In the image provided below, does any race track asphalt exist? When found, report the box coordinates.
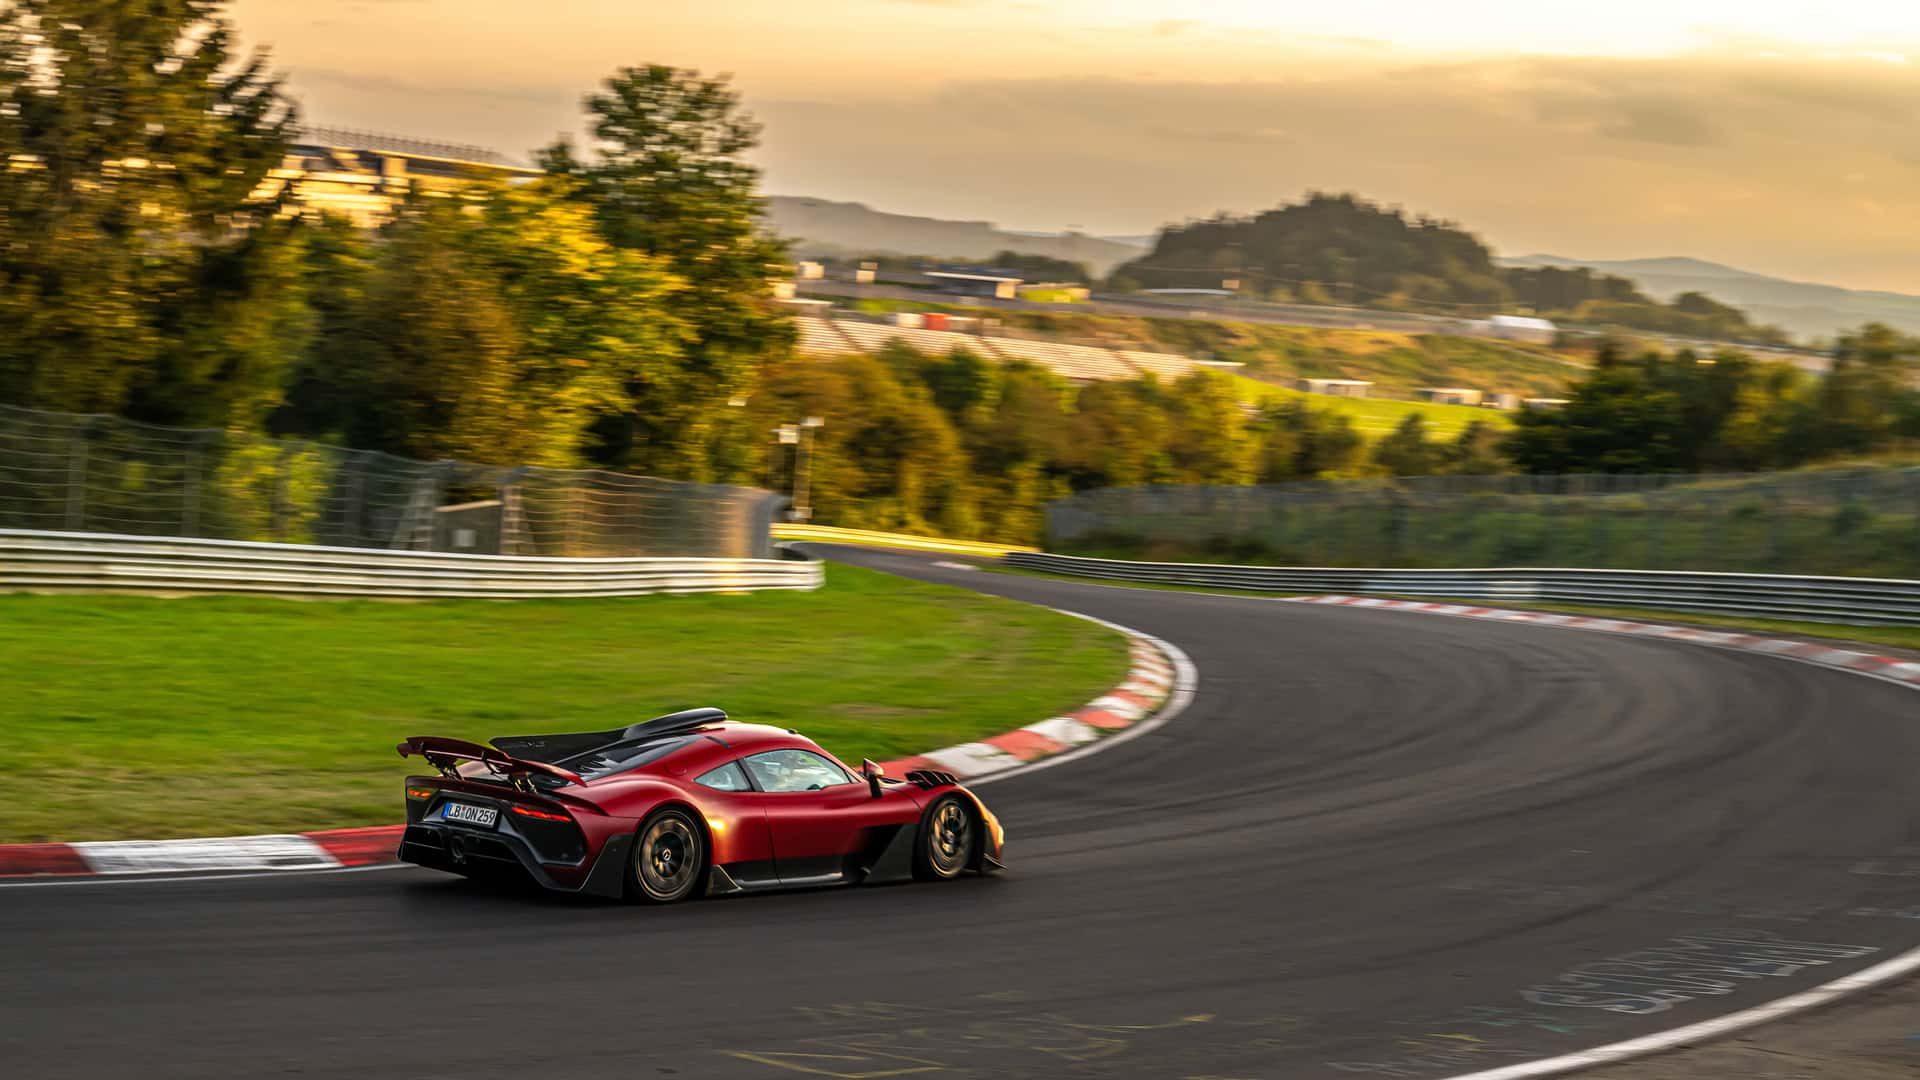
[5,545,1919,1080]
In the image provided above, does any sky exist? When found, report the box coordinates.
[232,2,1920,293]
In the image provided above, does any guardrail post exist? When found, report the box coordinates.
[182,434,202,538]
[271,444,292,543]
[563,474,585,556]
[64,419,90,532]
[498,467,530,555]
[1387,489,1409,561]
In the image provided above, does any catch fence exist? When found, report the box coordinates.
[1047,471,1920,580]
[0,405,783,559]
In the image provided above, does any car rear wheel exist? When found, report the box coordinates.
[629,808,705,903]
[913,795,976,881]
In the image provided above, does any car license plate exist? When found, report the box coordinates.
[442,803,498,828]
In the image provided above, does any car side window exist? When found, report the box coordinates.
[694,761,752,792]
[742,749,854,793]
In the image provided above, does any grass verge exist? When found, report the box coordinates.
[0,564,1127,843]
[1225,373,1510,439]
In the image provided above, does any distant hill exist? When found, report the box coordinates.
[1498,254,1920,340]
[763,196,1145,276]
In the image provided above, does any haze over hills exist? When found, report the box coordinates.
[1497,255,1920,340]
[763,196,1145,275]
[766,194,1920,342]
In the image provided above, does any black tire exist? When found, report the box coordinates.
[913,795,977,882]
[627,807,706,904]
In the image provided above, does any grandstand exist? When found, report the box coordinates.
[1115,350,1204,380]
[263,127,541,227]
[982,337,1139,382]
[792,314,1211,386]
[831,319,991,358]
[793,316,859,357]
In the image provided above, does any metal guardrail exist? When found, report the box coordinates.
[0,531,822,600]
[773,524,1036,557]
[1006,551,1920,625]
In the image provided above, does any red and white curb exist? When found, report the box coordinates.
[1294,595,1920,689]
[0,825,407,883]
[877,612,1188,783]
[0,612,1194,882]
[1288,594,1920,1080]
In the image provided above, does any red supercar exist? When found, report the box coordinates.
[396,708,1005,902]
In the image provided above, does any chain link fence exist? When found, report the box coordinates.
[1047,471,1920,579]
[0,405,784,559]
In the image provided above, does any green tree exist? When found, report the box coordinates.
[281,183,691,467]
[1371,413,1439,476]
[1059,380,1171,489]
[1252,398,1363,481]
[1789,323,1918,459]
[0,0,300,425]
[1440,420,1509,475]
[1162,372,1254,483]
[543,65,792,478]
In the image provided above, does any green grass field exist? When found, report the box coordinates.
[1225,374,1508,438]
[0,565,1127,843]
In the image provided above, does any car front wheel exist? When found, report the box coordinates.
[913,795,976,881]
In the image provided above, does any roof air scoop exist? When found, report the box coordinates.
[622,708,728,740]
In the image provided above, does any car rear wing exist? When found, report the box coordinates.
[398,736,587,789]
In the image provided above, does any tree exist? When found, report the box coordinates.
[1440,420,1509,475]
[1372,413,1439,476]
[543,65,792,478]
[278,182,691,467]
[1789,323,1918,459]
[1116,193,1509,310]
[985,250,1090,284]
[0,0,300,425]
[1252,398,1363,481]
[1058,380,1171,489]
[1162,372,1254,484]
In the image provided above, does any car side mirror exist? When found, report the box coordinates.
[860,758,885,798]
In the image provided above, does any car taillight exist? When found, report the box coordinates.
[406,786,435,800]
[510,805,571,823]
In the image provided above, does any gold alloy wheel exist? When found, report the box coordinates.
[636,812,701,902]
[926,798,974,878]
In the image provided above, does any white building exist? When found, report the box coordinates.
[1478,315,1558,344]
[1299,378,1373,398]
[1415,387,1484,406]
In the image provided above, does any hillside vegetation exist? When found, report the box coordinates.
[842,297,1584,399]
[1113,193,1790,346]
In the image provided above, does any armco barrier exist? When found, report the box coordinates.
[772,523,1036,557]
[1006,551,1920,625]
[0,530,821,599]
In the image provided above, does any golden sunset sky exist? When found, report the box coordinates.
[233,1,1920,291]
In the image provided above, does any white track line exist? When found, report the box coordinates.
[1438,946,1920,1079]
